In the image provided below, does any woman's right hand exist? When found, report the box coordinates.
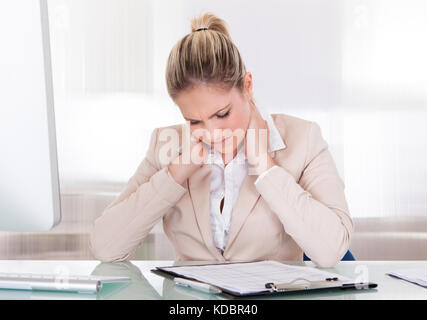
[167,127,209,186]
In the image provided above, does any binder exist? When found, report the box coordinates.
[151,261,377,297]
[264,277,376,293]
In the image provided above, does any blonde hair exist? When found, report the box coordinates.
[166,12,247,100]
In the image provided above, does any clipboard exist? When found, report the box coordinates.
[151,261,378,298]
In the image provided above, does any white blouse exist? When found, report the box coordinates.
[205,114,286,253]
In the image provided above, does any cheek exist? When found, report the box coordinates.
[231,110,251,142]
[224,111,249,147]
[228,109,248,131]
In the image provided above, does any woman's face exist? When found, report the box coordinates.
[174,78,252,156]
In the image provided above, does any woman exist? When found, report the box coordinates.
[90,13,353,267]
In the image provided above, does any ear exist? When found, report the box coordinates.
[243,72,253,99]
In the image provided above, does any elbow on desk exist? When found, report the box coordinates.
[311,254,342,268]
[89,225,132,263]
[308,233,352,268]
[315,219,354,268]
[89,240,131,263]
[309,246,347,268]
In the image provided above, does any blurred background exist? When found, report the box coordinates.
[1,0,426,260]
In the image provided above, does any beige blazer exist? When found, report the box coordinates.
[89,114,353,267]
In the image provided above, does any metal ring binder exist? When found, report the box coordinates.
[265,277,342,292]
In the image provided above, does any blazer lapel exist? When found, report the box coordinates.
[224,172,261,251]
[188,163,225,260]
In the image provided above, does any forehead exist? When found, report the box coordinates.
[175,84,239,118]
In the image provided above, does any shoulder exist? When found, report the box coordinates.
[270,113,328,168]
[270,113,322,144]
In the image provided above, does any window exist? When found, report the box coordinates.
[1,0,425,260]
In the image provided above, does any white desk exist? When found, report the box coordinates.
[0,260,426,300]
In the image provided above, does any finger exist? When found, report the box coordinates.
[244,131,247,157]
[195,141,209,164]
[249,100,257,114]
[249,99,258,113]
[254,106,263,120]
[249,104,258,124]
[250,101,263,120]
[265,120,269,144]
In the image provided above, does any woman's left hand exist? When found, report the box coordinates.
[245,101,276,175]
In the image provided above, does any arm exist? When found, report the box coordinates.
[254,122,354,267]
[89,128,187,262]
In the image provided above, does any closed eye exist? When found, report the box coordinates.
[216,110,230,118]
[187,107,231,125]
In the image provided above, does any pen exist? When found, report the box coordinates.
[173,277,222,294]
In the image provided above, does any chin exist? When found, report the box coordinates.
[216,141,240,156]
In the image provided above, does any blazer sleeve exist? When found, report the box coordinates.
[254,122,354,268]
[89,128,187,262]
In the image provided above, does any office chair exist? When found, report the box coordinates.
[303,250,355,261]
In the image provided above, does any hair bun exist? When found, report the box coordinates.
[190,12,231,38]
[166,12,246,100]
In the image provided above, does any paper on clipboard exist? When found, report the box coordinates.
[157,261,354,296]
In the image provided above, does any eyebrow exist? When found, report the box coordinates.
[184,104,231,122]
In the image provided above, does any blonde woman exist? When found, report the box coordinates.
[90,13,353,267]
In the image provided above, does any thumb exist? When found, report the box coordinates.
[244,129,248,157]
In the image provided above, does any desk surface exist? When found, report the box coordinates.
[0,260,426,300]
